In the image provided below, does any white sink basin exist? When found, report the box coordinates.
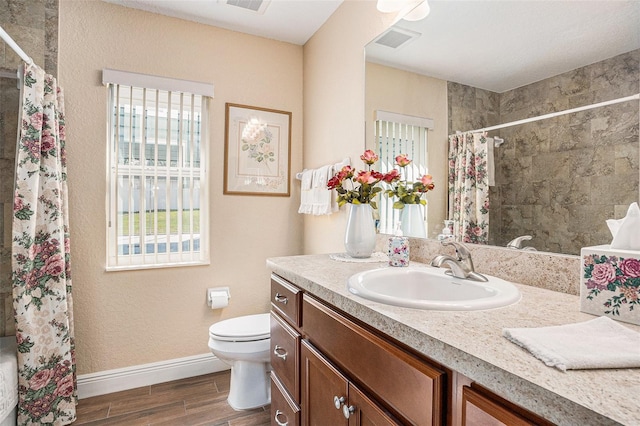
[348,266,521,311]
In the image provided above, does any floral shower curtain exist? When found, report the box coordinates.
[12,63,76,425]
[448,132,490,244]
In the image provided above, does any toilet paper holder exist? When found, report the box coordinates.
[207,286,231,309]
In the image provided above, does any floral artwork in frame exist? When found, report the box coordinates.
[580,245,640,325]
[224,103,291,196]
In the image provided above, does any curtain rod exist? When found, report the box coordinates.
[465,93,640,134]
[0,25,33,65]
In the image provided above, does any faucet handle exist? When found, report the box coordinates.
[441,240,471,260]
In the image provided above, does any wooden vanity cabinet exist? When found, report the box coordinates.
[270,273,554,426]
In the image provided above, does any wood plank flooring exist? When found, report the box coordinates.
[74,371,271,425]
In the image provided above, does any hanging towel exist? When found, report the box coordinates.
[503,316,640,371]
[298,165,335,215]
[298,169,314,214]
[298,158,350,216]
[487,137,496,186]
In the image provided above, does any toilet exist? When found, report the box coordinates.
[208,313,271,410]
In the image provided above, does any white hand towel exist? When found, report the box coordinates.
[503,316,640,371]
[297,169,314,214]
[310,165,335,215]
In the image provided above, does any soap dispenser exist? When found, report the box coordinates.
[437,220,454,241]
[388,222,409,267]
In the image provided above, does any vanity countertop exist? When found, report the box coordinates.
[267,254,640,426]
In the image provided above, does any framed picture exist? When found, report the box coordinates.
[224,103,292,196]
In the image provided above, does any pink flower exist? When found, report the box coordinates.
[360,150,379,165]
[381,169,400,183]
[419,174,435,191]
[395,154,411,167]
[54,374,75,398]
[41,133,56,152]
[590,262,617,286]
[30,112,43,129]
[14,195,24,212]
[44,254,64,276]
[29,369,54,391]
[355,171,379,185]
[620,258,640,278]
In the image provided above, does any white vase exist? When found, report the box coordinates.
[400,204,427,238]
[344,203,376,258]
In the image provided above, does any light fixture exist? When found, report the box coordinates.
[376,0,431,21]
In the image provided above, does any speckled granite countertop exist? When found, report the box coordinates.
[267,254,640,426]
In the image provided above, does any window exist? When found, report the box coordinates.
[374,111,433,235]
[103,69,213,270]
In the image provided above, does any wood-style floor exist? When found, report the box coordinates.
[74,371,271,425]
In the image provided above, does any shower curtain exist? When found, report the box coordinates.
[12,63,76,425]
[448,132,490,244]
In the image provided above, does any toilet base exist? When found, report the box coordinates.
[227,361,271,410]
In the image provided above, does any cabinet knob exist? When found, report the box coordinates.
[333,395,345,410]
[273,345,288,361]
[274,293,288,304]
[274,409,289,426]
[343,404,356,419]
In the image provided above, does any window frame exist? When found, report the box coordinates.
[103,70,213,271]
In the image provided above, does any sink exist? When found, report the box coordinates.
[347,266,521,311]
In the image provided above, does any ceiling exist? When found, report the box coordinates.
[102,0,344,45]
[367,0,640,92]
[103,0,640,93]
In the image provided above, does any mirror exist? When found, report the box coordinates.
[365,0,640,255]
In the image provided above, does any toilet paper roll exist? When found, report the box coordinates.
[208,290,229,309]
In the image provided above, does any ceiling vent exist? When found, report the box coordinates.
[374,27,420,49]
[224,0,271,14]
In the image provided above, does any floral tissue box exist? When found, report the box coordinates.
[581,245,640,325]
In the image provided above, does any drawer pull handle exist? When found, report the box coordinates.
[343,404,356,419]
[274,293,288,304]
[274,409,288,426]
[333,395,345,410]
[273,345,288,361]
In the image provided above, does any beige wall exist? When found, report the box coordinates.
[58,1,303,374]
[365,62,448,238]
[302,1,397,254]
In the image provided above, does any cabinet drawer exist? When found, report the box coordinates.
[271,312,300,402]
[302,295,446,426]
[462,386,533,426]
[271,274,302,327]
[271,373,300,426]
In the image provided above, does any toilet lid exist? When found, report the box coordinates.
[209,313,270,342]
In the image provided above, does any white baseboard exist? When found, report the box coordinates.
[77,353,228,399]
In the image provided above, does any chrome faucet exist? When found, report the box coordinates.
[430,240,488,282]
[506,235,537,251]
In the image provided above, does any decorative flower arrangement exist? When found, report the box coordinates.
[327,150,387,209]
[583,254,640,315]
[384,154,435,209]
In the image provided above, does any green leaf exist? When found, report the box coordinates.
[393,201,405,209]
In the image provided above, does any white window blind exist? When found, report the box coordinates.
[375,116,430,235]
[104,70,211,270]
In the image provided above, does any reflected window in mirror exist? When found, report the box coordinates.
[374,111,433,234]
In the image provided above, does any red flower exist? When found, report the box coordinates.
[381,169,400,183]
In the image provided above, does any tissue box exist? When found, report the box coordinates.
[580,245,640,325]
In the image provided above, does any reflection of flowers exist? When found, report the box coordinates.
[584,254,640,315]
[241,118,274,164]
[384,154,435,209]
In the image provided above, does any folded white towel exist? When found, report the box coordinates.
[503,316,640,371]
[298,165,336,215]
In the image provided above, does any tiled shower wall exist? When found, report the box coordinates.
[0,0,58,336]
[448,50,639,255]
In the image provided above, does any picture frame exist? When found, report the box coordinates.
[224,103,292,196]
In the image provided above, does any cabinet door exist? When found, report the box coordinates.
[462,386,536,426]
[301,340,348,426]
[347,383,400,426]
[271,312,300,402]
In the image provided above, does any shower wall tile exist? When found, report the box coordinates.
[0,0,57,337]
[449,49,639,255]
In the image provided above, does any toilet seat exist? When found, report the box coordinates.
[209,313,270,342]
